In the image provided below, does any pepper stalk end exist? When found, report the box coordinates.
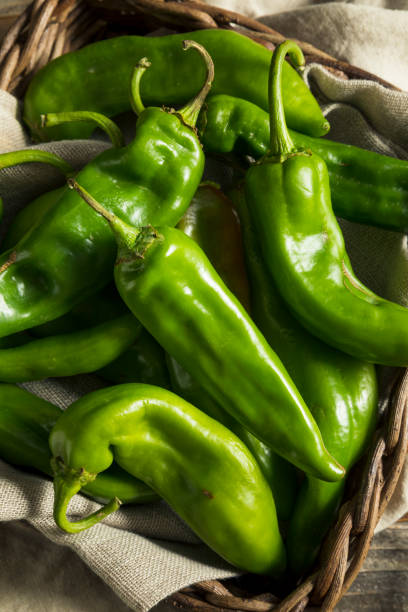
[67,178,141,252]
[267,40,305,160]
[51,456,121,534]
[177,41,215,128]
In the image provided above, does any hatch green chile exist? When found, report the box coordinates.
[232,186,378,574]
[169,183,297,520]
[199,94,408,233]
[24,30,328,141]
[0,314,141,383]
[50,383,286,575]
[0,383,158,504]
[0,41,212,338]
[69,178,345,482]
[245,40,408,366]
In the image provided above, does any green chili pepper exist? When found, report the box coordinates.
[0,41,213,339]
[231,186,378,575]
[245,40,408,366]
[1,111,125,251]
[49,383,286,575]
[199,94,408,233]
[0,383,158,504]
[24,30,328,142]
[169,183,297,521]
[70,179,345,483]
[0,314,141,383]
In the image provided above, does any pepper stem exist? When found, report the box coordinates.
[268,41,305,158]
[51,457,121,533]
[41,112,124,148]
[129,58,151,116]
[177,41,215,128]
[67,178,140,250]
[0,150,73,176]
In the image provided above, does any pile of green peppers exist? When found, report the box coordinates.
[1,28,406,581]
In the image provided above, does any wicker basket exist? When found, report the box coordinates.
[0,1,407,611]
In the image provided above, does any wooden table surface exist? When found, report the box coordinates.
[0,2,407,611]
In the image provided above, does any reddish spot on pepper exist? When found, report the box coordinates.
[202,489,214,499]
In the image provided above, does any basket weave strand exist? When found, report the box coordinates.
[0,1,407,611]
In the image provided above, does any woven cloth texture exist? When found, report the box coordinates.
[0,1,408,610]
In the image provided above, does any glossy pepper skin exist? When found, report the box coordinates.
[24,30,328,142]
[0,42,212,338]
[199,94,408,233]
[71,180,345,483]
[0,383,158,505]
[232,186,378,575]
[169,183,297,521]
[49,383,286,575]
[0,314,141,383]
[245,41,408,366]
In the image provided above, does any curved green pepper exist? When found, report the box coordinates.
[0,383,158,504]
[70,179,345,483]
[199,94,408,233]
[170,183,297,520]
[24,30,328,142]
[0,314,141,383]
[50,383,286,575]
[232,186,378,575]
[0,41,212,338]
[245,40,408,366]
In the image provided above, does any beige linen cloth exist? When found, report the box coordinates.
[1,1,408,610]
